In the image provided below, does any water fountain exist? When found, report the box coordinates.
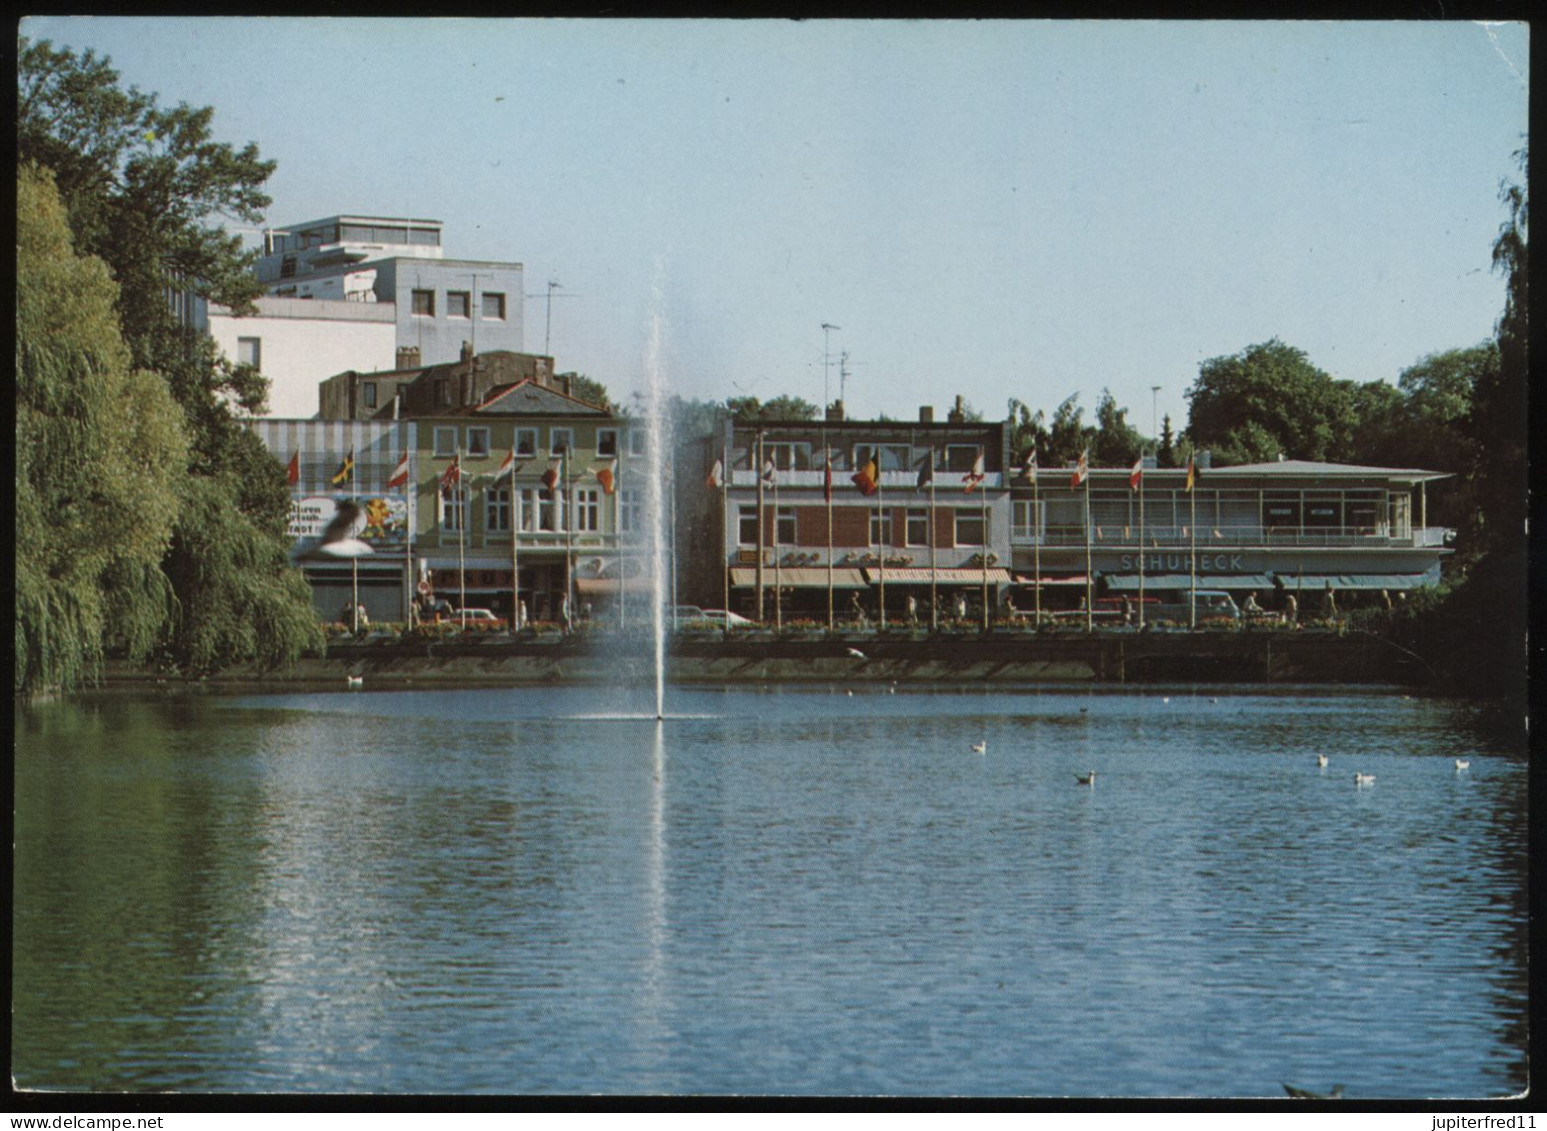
[643,303,672,721]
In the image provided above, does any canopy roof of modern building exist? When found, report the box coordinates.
[1027,458,1453,487]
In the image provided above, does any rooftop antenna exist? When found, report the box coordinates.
[838,350,866,411]
[821,323,840,411]
[523,278,580,357]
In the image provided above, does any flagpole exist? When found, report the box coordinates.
[1138,462,1146,630]
[1084,456,1094,635]
[614,454,623,630]
[980,448,989,632]
[826,451,834,633]
[1189,462,1198,630]
[930,452,938,631]
[877,464,886,632]
[755,431,766,624]
[722,446,731,626]
[1031,452,1041,627]
[774,472,782,632]
[404,448,414,630]
[455,447,466,627]
[565,449,574,633]
[512,443,522,632]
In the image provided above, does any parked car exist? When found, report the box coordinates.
[672,605,707,624]
[444,607,508,629]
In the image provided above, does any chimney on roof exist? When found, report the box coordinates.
[827,400,845,423]
[396,346,421,370]
[560,374,573,397]
[947,395,965,424]
[919,405,934,424]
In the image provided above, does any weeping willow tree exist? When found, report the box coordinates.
[18,39,324,686]
[16,164,188,693]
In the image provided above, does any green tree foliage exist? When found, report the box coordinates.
[1469,145,1528,555]
[18,38,323,679]
[16,164,188,692]
[1157,414,1177,468]
[725,394,819,422]
[1045,394,1094,465]
[561,373,612,412]
[1185,339,1359,464]
[1091,389,1145,465]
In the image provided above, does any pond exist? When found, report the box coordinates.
[13,684,1528,1097]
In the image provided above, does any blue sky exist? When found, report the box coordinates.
[21,18,1529,435]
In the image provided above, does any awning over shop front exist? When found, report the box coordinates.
[1104,573,1275,591]
[864,567,1013,585]
[730,566,869,589]
[1014,574,1091,587]
[1274,572,1434,591]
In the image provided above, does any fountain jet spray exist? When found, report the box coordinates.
[644,278,673,721]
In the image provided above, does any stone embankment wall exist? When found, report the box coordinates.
[102,629,1431,689]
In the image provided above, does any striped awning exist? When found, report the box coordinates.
[730,566,868,589]
[1275,573,1434,591]
[1104,573,1275,591]
[1015,574,1091,587]
[863,567,1013,585]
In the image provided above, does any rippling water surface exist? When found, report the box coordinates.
[13,684,1527,1097]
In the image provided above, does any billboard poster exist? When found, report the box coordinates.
[289,494,411,547]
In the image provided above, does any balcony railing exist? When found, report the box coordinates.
[1010,525,1450,549]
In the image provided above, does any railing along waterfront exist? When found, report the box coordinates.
[1011,525,1447,549]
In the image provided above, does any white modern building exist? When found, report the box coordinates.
[187,214,527,418]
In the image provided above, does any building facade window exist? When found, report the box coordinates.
[539,490,564,532]
[574,489,601,532]
[775,506,796,544]
[550,428,573,456]
[597,428,619,457]
[619,488,641,534]
[437,380,452,407]
[481,292,506,319]
[954,510,986,546]
[362,382,377,409]
[447,291,471,319]
[628,428,646,456]
[517,488,539,532]
[467,427,491,457]
[236,337,261,369]
[906,508,929,546]
[870,509,894,545]
[441,487,468,532]
[411,289,435,316]
[738,505,760,546]
[946,445,980,473]
[514,428,537,458]
[433,426,458,456]
[486,486,511,532]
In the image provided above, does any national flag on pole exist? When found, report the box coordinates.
[595,465,616,495]
[540,462,560,495]
[852,454,880,497]
[1129,457,1143,491]
[286,450,300,486]
[916,452,935,491]
[706,459,724,490]
[386,451,411,489]
[1185,453,1198,491]
[331,449,355,486]
[1017,445,1038,482]
[824,454,834,504]
[1071,449,1089,489]
[494,448,521,482]
[761,460,777,487]
[964,449,985,493]
[439,452,461,496]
